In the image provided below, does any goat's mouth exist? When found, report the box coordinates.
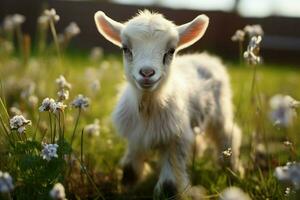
[135,77,161,90]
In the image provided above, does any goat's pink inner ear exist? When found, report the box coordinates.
[177,15,209,50]
[94,11,124,47]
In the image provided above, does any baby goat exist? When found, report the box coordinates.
[94,10,243,199]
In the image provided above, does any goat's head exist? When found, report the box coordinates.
[94,10,209,92]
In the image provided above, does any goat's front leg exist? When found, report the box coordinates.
[154,139,190,200]
[121,144,146,186]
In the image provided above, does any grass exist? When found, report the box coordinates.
[1,16,300,199]
[0,50,299,199]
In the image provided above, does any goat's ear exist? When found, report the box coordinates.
[94,11,124,47]
[176,15,209,50]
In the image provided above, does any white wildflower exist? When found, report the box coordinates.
[20,82,36,99]
[90,79,101,92]
[187,185,207,200]
[0,171,14,193]
[285,187,291,196]
[231,30,245,42]
[243,24,264,37]
[51,102,67,113]
[12,14,25,25]
[17,126,26,134]
[89,47,103,61]
[274,162,300,189]
[219,187,251,200]
[269,94,299,127]
[39,97,55,112]
[248,35,262,50]
[222,147,232,158]
[65,22,80,38]
[39,98,66,113]
[85,119,100,137]
[286,96,300,109]
[273,119,282,129]
[38,15,49,27]
[243,36,262,65]
[28,95,39,108]
[193,126,202,135]
[3,16,14,31]
[283,141,293,147]
[57,89,69,101]
[56,75,71,90]
[71,94,90,109]
[10,107,22,116]
[41,143,59,161]
[49,183,66,200]
[10,115,31,134]
[3,14,25,31]
[243,51,260,65]
[44,8,60,22]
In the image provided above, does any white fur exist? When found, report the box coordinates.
[95,10,243,197]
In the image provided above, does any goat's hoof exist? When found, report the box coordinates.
[154,180,179,200]
[121,164,138,186]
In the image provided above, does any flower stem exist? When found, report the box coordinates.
[249,64,271,168]
[58,112,62,140]
[80,129,85,185]
[40,128,47,143]
[62,111,65,140]
[49,20,61,59]
[239,41,243,65]
[289,143,297,160]
[80,129,84,164]
[23,132,27,141]
[250,64,257,103]
[70,108,81,147]
[15,25,23,58]
[53,114,57,143]
[48,112,53,143]
[16,131,22,141]
[37,24,48,55]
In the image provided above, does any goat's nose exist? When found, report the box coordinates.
[139,67,155,78]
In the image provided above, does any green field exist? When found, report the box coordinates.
[0,47,300,200]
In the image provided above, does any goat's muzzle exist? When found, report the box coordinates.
[136,76,161,90]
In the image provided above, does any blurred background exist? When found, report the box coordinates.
[1,0,300,64]
[1,1,300,199]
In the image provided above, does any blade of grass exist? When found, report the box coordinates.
[0,97,10,123]
[0,81,7,107]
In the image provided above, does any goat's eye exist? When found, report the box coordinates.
[163,48,175,65]
[122,46,131,55]
[168,48,175,55]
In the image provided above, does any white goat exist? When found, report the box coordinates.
[94,10,243,199]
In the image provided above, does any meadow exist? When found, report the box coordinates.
[0,10,300,200]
